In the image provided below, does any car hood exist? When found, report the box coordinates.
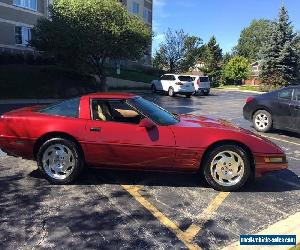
[173,114,284,154]
[176,114,244,131]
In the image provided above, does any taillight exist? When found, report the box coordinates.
[175,82,183,85]
[197,79,200,86]
[246,97,255,103]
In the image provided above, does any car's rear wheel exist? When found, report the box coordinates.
[253,110,272,132]
[151,84,157,94]
[168,87,175,97]
[203,91,210,96]
[203,144,251,191]
[37,138,84,184]
[185,94,192,98]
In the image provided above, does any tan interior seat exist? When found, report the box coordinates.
[97,105,107,121]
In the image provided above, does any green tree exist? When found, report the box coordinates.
[179,36,203,72]
[201,36,223,87]
[223,56,251,84]
[152,29,188,72]
[31,0,151,90]
[152,29,203,72]
[260,6,299,86]
[234,19,274,61]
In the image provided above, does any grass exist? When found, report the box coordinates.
[106,67,158,83]
[218,85,261,92]
[290,243,300,250]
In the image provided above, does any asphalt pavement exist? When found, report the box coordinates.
[0,90,299,250]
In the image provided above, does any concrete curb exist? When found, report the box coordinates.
[0,99,61,105]
[223,211,300,250]
[0,90,152,105]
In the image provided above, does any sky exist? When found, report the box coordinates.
[152,0,300,55]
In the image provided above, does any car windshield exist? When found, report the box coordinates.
[178,76,192,82]
[200,76,209,82]
[127,97,179,125]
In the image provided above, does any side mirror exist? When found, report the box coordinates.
[139,118,156,129]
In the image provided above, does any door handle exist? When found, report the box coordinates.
[90,127,101,132]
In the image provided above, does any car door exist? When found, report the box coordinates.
[84,99,176,169]
[290,88,300,132]
[161,75,175,91]
[273,88,294,130]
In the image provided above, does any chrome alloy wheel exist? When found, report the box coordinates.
[42,143,75,180]
[210,150,245,187]
[255,113,269,130]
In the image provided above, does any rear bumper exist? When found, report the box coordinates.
[254,154,288,177]
[243,105,252,121]
[0,136,35,159]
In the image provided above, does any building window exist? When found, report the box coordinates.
[13,0,37,11]
[143,8,152,23]
[15,26,32,46]
[132,2,139,14]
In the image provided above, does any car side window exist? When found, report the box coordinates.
[91,99,142,124]
[170,75,176,80]
[278,89,293,100]
[39,98,80,118]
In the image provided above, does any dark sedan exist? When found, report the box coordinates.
[243,85,300,133]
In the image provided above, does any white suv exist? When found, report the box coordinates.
[151,74,195,98]
[190,75,211,96]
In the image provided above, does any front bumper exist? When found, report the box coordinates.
[255,154,288,177]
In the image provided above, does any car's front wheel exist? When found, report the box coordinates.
[168,87,175,97]
[253,110,272,132]
[202,144,251,191]
[37,138,84,184]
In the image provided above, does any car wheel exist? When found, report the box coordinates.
[37,137,84,184]
[253,110,272,132]
[186,94,192,98]
[151,84,157,94]
[203,91,210,96]
[168,87,175,97]
[202,144,251,191]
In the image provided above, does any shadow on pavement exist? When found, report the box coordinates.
[29,168,300,193]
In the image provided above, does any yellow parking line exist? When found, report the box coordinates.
[122,185,202,250]
[260,134,300,147]
[196,192,230,228]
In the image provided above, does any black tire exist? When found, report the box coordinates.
[168,87,175,97]
[151,84,157,94]
[203,91,210,96]
[37,137,84,184]
[253,110,272,133]
[202,144,251,191]
[185,94,192,98]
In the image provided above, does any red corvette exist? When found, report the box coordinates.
[0,93,287,191]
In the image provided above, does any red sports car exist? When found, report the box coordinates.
[0,93,287,191]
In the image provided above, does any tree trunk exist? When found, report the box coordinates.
[99,75,108,91]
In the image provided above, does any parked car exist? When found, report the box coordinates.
[243,85,300,133]
[151,74,195,97]
[0,93,287,191]
[190,75,211,96]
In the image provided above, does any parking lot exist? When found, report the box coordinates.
[1,89,299,250]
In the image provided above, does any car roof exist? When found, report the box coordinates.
[83,92,137,99]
